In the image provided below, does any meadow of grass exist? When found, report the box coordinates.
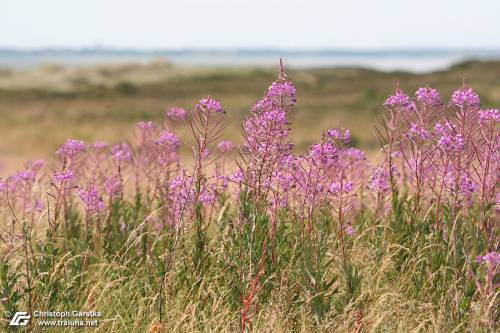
[0,61,498,332]
[1,60,500,173]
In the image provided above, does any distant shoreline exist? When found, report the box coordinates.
[1,48,500,73]
[2,47,500,55]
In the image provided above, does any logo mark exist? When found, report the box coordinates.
[9,312,31,326]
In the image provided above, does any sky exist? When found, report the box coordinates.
[2,0,500,50]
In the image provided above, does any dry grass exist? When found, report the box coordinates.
[3,213,492,332]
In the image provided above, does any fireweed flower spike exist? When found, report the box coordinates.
[251,60,296,115]
[399,86,442,212]
[368,165,392,193]
[168,173,195,222]
[191,96,226,166]
[376,85,412,208]
[2,161,45,215]
[241,62,296,204]
[78,184,105,218]
[433,82,482,217]
[474,108,499,233]
[173,95,227,228]
[133,120,181,205]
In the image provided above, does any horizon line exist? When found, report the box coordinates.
[1,47,500,54]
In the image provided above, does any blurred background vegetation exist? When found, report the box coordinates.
[1,59,500,173]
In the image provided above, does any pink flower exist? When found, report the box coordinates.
[231,170,244,183]
[111,143,133,164]
[90,141,108,155]
[328,181,353,195]
[252,78,296,114]
[156,131,181,150]
[415,86,441,106]
[476,252,500,267]
[384,88,412,110]
[368,165,393,193]
[479,108,499,122]
[327,128,351,142]
[136,121,156,131]
[79,185,105,215]
[217,140,236,153]
[196,97,224,115]
[56,139,86,159]
[167,107,187,121]
[309,142,338,168]
[438,133,465,152]
[104,176,122,198]
[54,170,74,183]
[408,123,431,140]
[266,81,297,110]
[449,85,480,109]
